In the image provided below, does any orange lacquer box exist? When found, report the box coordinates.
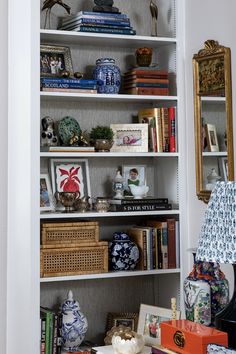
[160,320,228,354]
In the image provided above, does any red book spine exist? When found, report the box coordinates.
[168,107,176,152]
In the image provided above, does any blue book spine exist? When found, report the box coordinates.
[41,78,97,85]
[76,18,130,26]
[41,83,97,89]
[77,11,128,18]
[77,26,136,35]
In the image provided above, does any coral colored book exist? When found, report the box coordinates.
[168,107,176,152]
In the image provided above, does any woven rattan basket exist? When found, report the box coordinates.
[40,241,108,277]
[41,221,99,248]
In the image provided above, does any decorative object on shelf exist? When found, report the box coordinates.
[205,123,219,152]
[137,303,180,347]
[171,298,177,320]
[40,45,73,77]
[123,165,147,197]
[111,328,144,354]
[207,343,236,354]
[40,173,54,212]
[74,196,91,213]
[105,325,132,346]
[56,191,80,212]
[41,116,58,147]
[90,125,114,152]
[219,157,228,182]
[184,250,229,326]
[50,158,91,210]
[196,181,236,348]
[136,48,153,67]
[57,116,81,146]
[110,124,148,153]
[74,71,84,79]
[42,0,71,29]
[94,197,110,213]
[93,0,119,13]
[108,232,139,271]
[93,58,121,94]
[205,168,221,191]
[129,185,149,199]
[113,170,125,199]
[61,290,88,352]
[150,0,158,36]
[106,312,139,333]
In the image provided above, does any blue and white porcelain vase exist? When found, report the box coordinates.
[93,58,121,94]
[61,290,88,352]
[109,232,139,271]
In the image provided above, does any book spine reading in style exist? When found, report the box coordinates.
[114,203,172,212]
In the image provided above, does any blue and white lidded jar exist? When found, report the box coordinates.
[61,290,88,352]
[93,58,121,94]
[109,232,139,271]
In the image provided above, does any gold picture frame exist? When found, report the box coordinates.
[193,40,234,203]
[40,44,73,77]
[106,312,139,332]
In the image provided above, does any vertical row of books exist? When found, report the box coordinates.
[127,218,180,271]
[138,107,177,153]
[40,307,62,354]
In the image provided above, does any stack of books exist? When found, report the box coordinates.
[40,77,98,93]
[127,218,180,271]
[58,11,136,36]
[109,197,172,212]
[123,68,169,95]
[138,107,177,152]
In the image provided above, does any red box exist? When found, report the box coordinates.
[160,320,228,354]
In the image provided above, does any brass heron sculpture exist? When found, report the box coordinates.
[42,0,71,29]
[150,0,158,36]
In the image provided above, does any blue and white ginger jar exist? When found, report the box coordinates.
[61,290,88,352]
[93,58,121,94]
[109,232,139,271]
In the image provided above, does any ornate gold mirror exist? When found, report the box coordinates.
[193,40,234,203]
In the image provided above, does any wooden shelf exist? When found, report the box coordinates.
[40,268,181,283]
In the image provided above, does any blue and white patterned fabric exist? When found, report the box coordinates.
[207,344,236,354]
[196,181,236,264]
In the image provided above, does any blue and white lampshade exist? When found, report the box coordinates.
[196,181,236,264]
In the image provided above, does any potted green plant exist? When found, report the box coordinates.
[90,125,114,152]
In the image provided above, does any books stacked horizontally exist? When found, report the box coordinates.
[109,197,172,212]
[58,11,136,36]
[45,146,95,153]
[40,77,97,93]
[138,107,177,152]
[123,67,169,95]
[127,218,180,271]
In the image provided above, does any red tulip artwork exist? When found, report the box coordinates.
[55,162,85,196]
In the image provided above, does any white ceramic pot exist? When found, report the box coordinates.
[129,184,149,199]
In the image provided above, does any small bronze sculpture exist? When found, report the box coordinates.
[93,0,119,13]
[42,0,71,29]
[150,0,158,36]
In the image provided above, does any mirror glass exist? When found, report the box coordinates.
[193,40,234,203]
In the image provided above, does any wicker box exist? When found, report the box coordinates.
[40,241,108,277]
[41,221,99,248]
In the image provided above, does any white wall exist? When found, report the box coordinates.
[185,0,236,293]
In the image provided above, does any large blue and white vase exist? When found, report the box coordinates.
[61,290,88,352]
[93,58,121,94]
[109,232,139,271]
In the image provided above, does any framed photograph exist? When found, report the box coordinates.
[106,312,139,332]
[122,165,146,197]
[40,44,73,77]
[110,124,148,152]
[137,304,180,346]
[50,159,91,208]
[40,173,54,211]
[205,123,219,152]
[219,157,228,181]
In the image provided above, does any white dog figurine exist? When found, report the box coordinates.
[41,116,58,147]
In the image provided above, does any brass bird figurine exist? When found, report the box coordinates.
[150,0,158,36]
[42,0,71,29]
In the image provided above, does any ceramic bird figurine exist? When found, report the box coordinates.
[42,0,71,29]
[150,0,158,36]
